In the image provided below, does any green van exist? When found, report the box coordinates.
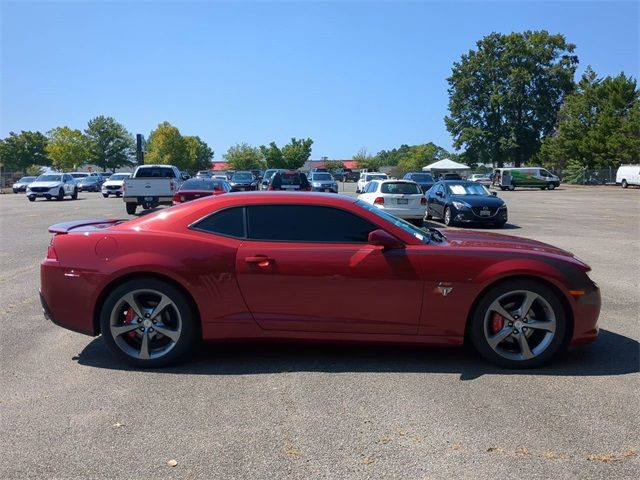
[493,167,560,190]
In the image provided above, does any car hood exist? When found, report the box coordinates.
[103,180,125,186]
[443,230,576,259]
[29,181,62,188]
[451,194,504,207]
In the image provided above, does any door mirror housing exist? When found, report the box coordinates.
[435,191,444,197]
[368,229,405,250]
[491,191,497,197]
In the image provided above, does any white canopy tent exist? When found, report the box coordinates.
[421,158,471,174]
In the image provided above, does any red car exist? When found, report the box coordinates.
[40,192,600,368]
[172,178,231,204]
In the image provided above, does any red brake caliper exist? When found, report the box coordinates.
[491,312,504,334]
[125,307,137,339]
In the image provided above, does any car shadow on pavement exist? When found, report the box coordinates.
[421,220,521,230]
[76,329,638,380]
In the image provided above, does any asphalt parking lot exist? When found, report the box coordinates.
[1,184,638,479]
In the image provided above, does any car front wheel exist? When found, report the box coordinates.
[621,180,628,188]
[99,278,198,368]
[469,279,566,368]
[443,207,454,226]
[71,188,78,200]
[57,189,64,201]
[547,182,556,190]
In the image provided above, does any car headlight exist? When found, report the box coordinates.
[312,182,321,187]
[499,204,507,210]
[452,201,469,209]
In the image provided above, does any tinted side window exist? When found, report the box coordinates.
[247,205,376,243]
[192,207,245,238]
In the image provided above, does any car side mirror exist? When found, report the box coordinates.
[491,192,497,197]
[435,191,443,197]
[368,229,405,250]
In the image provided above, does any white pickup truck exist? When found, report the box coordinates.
[122,165,186,215]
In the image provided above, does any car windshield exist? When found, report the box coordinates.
[366,174,387,181]
[409,174,433,182]
[36,174,62,182]
[232,172,253,181]
[82,177,99,183]
[109,174,130,181]
[381,182,422,194]
[18,177,36,182]
[263,170,276,180]
[70,173,88,178]
[181,179,221,190]
[312,173,333,180]
[447,183,491,195]
[356,200,432,244]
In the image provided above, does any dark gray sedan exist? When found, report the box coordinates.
[12,176,37,193]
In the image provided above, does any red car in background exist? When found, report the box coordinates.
[40,192,600,369]
[172,178,231,204]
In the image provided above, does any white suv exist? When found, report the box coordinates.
[26,173,78,202]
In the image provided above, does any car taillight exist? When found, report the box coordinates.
[374,197,385,205]
[47,244,58,261]
[268,185,274,190]
[170,181,176,192]
[420,197,427,205]
[306,186,312,191]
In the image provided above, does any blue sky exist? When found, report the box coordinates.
[1,1,638,160]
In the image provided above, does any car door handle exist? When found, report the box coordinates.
[245,255,273,267]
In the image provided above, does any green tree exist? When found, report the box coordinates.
[538,67,640,171]
[145,122,189,170]
[46,127,89,171]
[26,164,45,176]
[353,147,381,170]
[445,31,578,167]
[397,143,450,172]
[259,142,285,168]
[281,137,313,170]
[224,143,264,170]
[0,131,50,173]
[85,116,135,173]
[325,160,345,171]
[184,136,214,171]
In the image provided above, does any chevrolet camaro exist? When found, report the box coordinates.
[40,192,600,368]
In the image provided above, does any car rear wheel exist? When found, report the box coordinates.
[443,207,454,226]
[99,278,198,368]
[469,279,566,368]
[126,203,137,215]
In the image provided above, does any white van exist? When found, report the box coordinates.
[616,165,640,188]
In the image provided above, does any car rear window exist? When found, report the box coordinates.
[135,167,176,178]
[279,173,304,185]
[192,207,245,238]
[181,179,223,190]
[408,174,433,182]
[381,182,422,194]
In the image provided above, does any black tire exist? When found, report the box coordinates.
[102,193,109,198]
[425,211,433,220]
[99,278,198,368]
[443,207,454,226]
[71,188,78,200]
[508,184,515,191]
[468,279,567,368]
[621,179,628,188]
[57,189,64,201]
[547,182,556,190]
[126,203,137,215]
[28,196,35,202]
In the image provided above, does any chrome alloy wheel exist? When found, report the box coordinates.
[483,290,557,362]
[109,289,182,360]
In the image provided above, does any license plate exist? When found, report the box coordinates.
[397,198,408,204]
[144,196,154,202]
[324,189,332,192]
[282,185,299,190]
[480,210,491,216]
